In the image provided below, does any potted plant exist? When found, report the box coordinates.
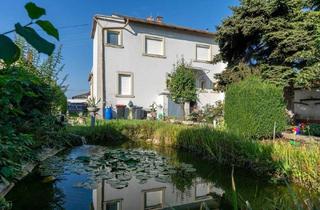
[149,102,157,120]
[87,97,101,112]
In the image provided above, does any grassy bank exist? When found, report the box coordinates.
[69,120,320,192]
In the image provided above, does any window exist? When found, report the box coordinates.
[117,72,133,97]
[106,30,121,46]
[104,199,122,210]
[195,183,210,199]
[143,189,164,210]
[145,36,164,56]
[196,44,211,61]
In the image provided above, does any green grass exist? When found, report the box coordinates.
[69,120,320,192]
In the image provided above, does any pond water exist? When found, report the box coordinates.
[6,143,319,210]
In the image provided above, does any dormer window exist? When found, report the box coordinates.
[106,30,122,47]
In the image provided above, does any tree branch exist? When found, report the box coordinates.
[1,21,33,35]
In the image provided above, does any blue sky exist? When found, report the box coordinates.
[0,0,238,98]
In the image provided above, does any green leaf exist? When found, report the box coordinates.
[0,35,20,64]
[24,2,46,19]
[15,23,55,55]
[0,166,14,179]
[36,20,59,40]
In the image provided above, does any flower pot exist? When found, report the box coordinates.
[87,106,99,113]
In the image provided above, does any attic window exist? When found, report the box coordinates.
[106,30,121,46]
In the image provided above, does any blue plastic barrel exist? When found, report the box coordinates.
[104,107,113,120]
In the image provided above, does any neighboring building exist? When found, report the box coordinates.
[90,14,226,118]
[67,92,89,113]
[294,88,320,123]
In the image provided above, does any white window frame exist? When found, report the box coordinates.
[143,35,166,58]
[105,29,123,47]
[103,199,123,210]
[195,44,212,62]
[116,71,134,98]
[142,187,165,210]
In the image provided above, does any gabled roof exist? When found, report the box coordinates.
[91,14,216,38]
[71,92,90,99]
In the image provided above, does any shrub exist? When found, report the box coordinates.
[307,124,320,137]
[188,101,224,123]
[224,77,287,138]
[0,66,68,183]
[167,59,197,119]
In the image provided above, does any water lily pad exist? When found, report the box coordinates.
[117,173,132,181]
[106,178,120,185]
[76,156,90,163]
[138,179,148,184]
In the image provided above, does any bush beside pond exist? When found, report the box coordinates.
[70,120,320,192]
[224,77,288,138]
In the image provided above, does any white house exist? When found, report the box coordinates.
[89,14,226,119]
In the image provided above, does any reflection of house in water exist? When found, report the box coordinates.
[92,177,224,210]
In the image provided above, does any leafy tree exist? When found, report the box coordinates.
[15,38,68,113]
[0,2,59,65]
[213,0,320,108]
[167,60,197,119]
[0,2,67,191]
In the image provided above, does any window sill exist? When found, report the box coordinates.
[115,94,135,98]
[142,53,166,59]
[105,44,124,48]
[194,59,212,64]
[198,90,218,94]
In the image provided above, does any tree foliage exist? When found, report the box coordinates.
[214,0,320,91]
[225,77,287,138]
[167,60,197,117]
[0,2,59,65]
[0,2,68,189]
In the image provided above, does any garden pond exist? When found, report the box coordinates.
[6,143,320,210]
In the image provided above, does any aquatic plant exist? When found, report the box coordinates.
[69,120,320,192]
[38,147,197,190]
[0,196,11,210]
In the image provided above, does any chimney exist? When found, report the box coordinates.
[156,16,163,23]
[146,16,154,21]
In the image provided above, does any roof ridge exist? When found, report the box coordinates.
[92,13,216,38]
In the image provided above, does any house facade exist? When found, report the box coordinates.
[92,177,224,210]
[90,14,226,118]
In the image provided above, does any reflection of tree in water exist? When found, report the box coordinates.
[50,184,66,209]
[163,147,320,210]
[5,172,66,210]
[170,166,195,193]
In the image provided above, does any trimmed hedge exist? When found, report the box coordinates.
[308,124,320,137]
[225,77,287,138]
